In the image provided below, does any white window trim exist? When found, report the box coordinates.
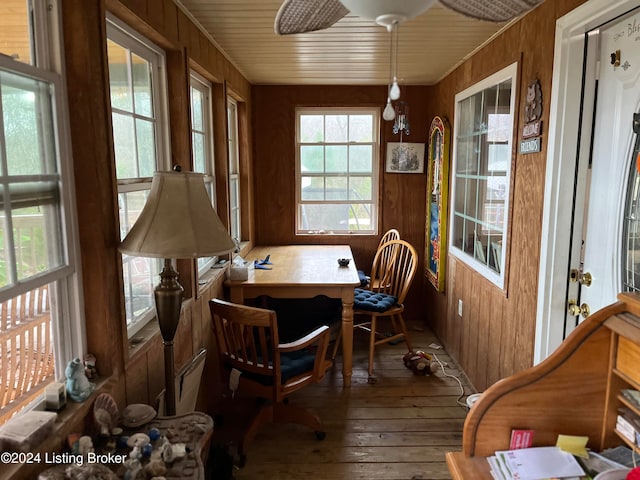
[448,62,518,289]
[106,14,170,338]
[295,107,380,235]
[106,14,171,176]
[190,72,217,275]
[227,98,241,242]
[0,0,85,385]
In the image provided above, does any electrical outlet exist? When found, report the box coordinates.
[458,299,463,317]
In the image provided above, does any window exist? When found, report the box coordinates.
[227,98,240,242]
[622,115,640,293]
[0,1,82,423]
[296,108,379,234]
[106,17,168,336]
[449,63,517,288]
[190,73,217,274]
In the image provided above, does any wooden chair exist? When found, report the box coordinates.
[357,228,400,288]
[209,299,332,465]
[352,239,417,379]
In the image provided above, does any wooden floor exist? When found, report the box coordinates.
[212,323,476,480]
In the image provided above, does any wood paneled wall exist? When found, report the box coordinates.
[251,85,434,320]
[424,0,588,392]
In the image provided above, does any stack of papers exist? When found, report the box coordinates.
[487,446,585,480]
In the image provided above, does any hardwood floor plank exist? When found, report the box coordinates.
[298,395,469,408]
[252,430,462,448]
[245,445,456,463]
[321,418,466,432]
[236,461,454,480]
[315,406,468,419]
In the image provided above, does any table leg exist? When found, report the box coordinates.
[229,287,244,305]
[341,290,354,387]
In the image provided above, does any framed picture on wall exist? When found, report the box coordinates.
[425,116,450,292]
[385,142,425,173]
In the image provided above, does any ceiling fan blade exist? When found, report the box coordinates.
[438,0,544,22]
[274,0,349,35]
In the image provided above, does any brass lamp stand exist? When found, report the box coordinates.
[155,259,184,416]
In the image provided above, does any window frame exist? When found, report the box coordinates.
[227,97,241,242]
[0,0,84,419]
[448,62,518,289]
[106,14,170,338]
[295,107,380,236]
[190,71,217,275]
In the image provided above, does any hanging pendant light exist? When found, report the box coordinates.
[388,22,400,100]
[389,78,400,101]
[383,97,396,121]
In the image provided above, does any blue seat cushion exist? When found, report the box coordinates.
[232,350,317,386]
[354,288,397,312]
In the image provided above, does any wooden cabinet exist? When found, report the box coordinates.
[446,292,640,479]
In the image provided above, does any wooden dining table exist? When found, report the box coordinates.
[226,245,361,387]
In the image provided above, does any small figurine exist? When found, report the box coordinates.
[84,353,98,379]
[77,435,94,456]
[65,357,95,402]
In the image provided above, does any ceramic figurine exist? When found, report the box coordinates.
[65,357,95,402]
[84,353,98,379]
[77,435,94,456]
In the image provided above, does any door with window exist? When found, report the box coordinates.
[565,7,640,337]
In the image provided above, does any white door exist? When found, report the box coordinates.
[534,0,640,363]
[566,7,640,337]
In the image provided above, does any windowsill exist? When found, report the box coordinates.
[0,377,116,480]
[127,318,162,360]
[296,232,377,237]
[197,261,228,296]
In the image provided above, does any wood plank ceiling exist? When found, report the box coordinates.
[176,0,512,85]
[0,0,513,86]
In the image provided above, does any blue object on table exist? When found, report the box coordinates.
[254,260,272,270]
[259,254,272,265]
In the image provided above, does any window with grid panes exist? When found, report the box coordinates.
[449,63,517,288]
[107,16,168,337]
[227,98,240,242]
[0,0,83,424]
[296,108,379,235]
[190,73,217,275]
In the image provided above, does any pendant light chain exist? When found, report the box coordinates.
[382,21,396,121]
[393,23,399,84]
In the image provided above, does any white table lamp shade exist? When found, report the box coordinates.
[120,171,235,258]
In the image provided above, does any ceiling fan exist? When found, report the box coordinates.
[274,0,544,35]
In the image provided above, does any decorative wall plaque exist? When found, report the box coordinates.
[521,79,543,155]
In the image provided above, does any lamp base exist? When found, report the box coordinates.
[155,259,184,417]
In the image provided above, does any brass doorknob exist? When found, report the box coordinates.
[569,269,592,286]
[567,299,590,318]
